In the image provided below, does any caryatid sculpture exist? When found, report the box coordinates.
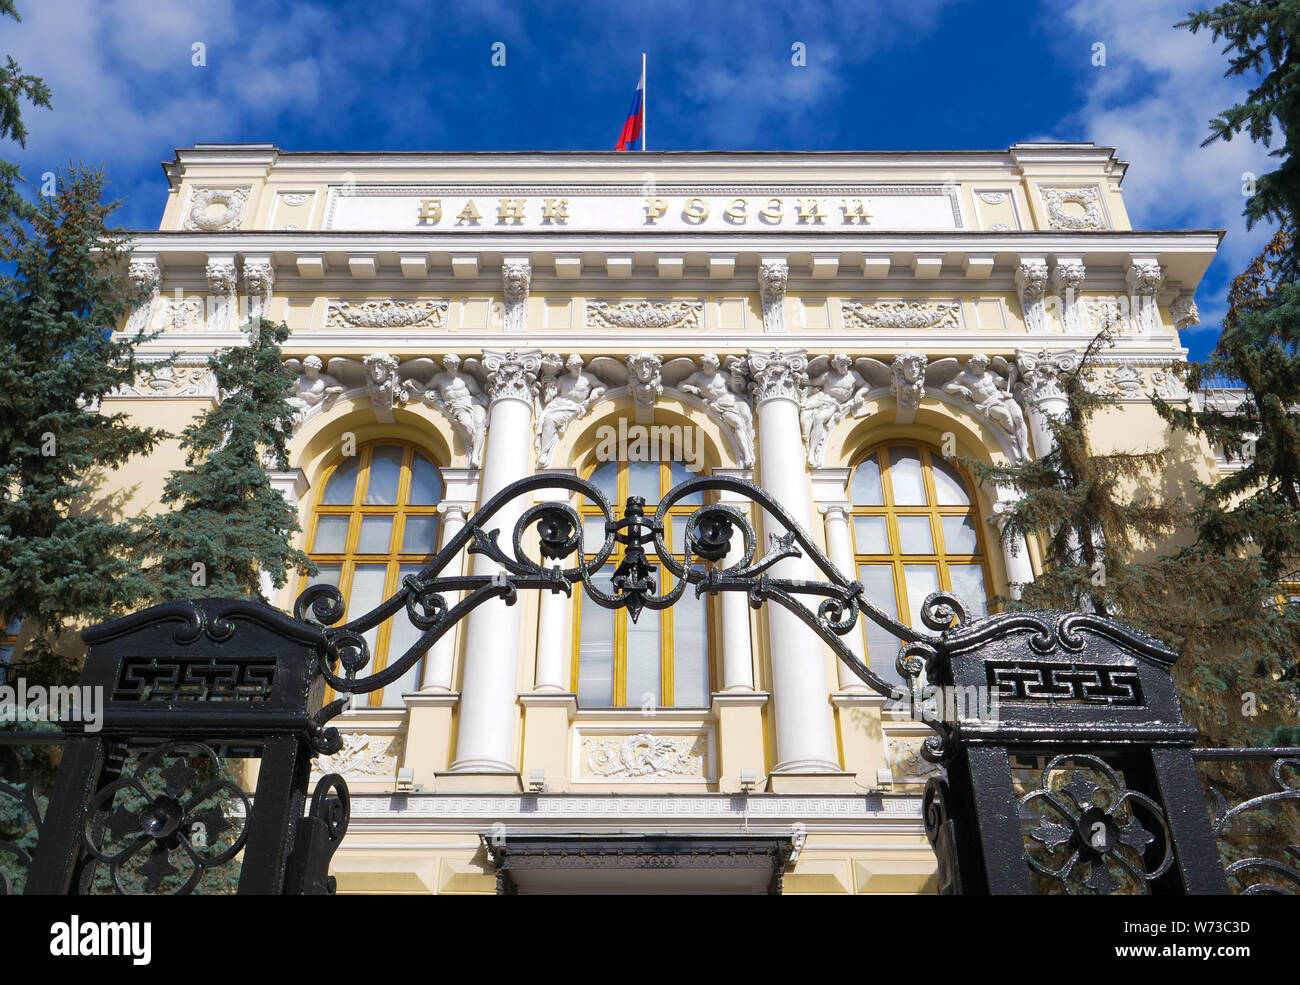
[412,354,490,468]
[800,354,868,467]
[285,355,346,418]
[679,353,756,468]
[939,353,1031,460]
[535,354,608,467]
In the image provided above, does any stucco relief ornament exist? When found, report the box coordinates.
[801,354,868,467]
[403,354,490,468]
[625,351,663,411]
[185,187,250,231]
[679,353,756,468]
[243,261,274,329]
[759,260,789,333]
[1127,259,1165,335]
[205,258,237,331]
[932,354,1031,461]
[1050,259,1087,334]
[890,352,929,423]
[1016,259,1050,335]
[535,354,608,468]
[126,259,160,334]
[1042,186,1106,231]
[584,733,703,778]
[1150,367,1188,401]
[327,299,448,330]
[1171,295,1200,332]
[586,299,703,331]
[502,261,531,334]
[842,300,962,332]
[312,733,398,777]
[363,352,409,421]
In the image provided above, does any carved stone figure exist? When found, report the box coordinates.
[890,352,928,423]
[800,354,867,467]
[679,353,756,467]
[288,355,345,417]
[937,353,1030,460]
[502,261,531,333]
[411,354,490,467]
[758,260,789,333]
[535,354,607,467]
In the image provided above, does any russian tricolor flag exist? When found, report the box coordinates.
[616,67,644,151]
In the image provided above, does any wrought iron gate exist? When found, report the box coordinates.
[1,473,1296,894]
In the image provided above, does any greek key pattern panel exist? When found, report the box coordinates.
[113,656,277,702]
[986,661,1144,706]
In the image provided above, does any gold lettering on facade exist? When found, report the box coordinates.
[760,198,784,222]
[417,198,442,222]
[682,197,710,222]
[797,198,828,223]
[541,198,570,224]
[725,198,748,222]
[644,197,668,222]
[456,200,483,224]
[497,198,527,223]
[842,199,873,224]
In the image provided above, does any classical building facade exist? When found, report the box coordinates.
[103,143,1221,893]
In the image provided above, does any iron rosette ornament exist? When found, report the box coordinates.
[83,741,249,895]
[294,472,939,709]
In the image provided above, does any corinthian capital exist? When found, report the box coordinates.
[482,348,542,403]
[745,347,807,405]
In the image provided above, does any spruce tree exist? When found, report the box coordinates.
[0,166,165,676]
[963,334,1298,747]
[142,318,316,603]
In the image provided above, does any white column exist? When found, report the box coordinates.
[712,468,755,692]
[991,487,1035,601]
[747,348,841,774]
[420,501,471,691]
[533,469,577,693]
[450,346,541,774]
[819,502,869,691]
[260,469,309,604]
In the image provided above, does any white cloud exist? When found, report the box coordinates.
[1043,0,1276,338]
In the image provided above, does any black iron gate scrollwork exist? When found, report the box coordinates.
[2,472,1294,895]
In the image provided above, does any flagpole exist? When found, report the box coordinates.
[641,51,646,151]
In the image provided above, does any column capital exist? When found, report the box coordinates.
[482,348,542,405]
[437,499,475,520]
[745,347,808,406]
[818,500,853,522]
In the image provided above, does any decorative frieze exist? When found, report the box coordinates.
[162,296,204,333]
[582,732,706,779]
[184,186,251,231]
[311,732,400,777]
[841,299,962,332]
[115,357,217,398]
[586,299,703,331]
[1041,186,1106,231]
[326,298,449,330]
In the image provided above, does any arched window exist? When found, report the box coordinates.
[304,442,443,707]
[574,455,711,709]
[851,443,992,683]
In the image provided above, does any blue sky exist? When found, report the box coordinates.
[3,0,1275,360]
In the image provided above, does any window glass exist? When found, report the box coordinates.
[941,515,979,554]
[578,572,616,706]
[321,457,358,505]
[313,516,350,553]
[673,594,710,708]
[407,456,442,505]
[896,516,935,554]
[851,456,884,506]
[364,446,404,505]
[402,514,440,555]
[888,447,927,505]
[853,516,890,554]
[357,516,393,554]
[931,457,970,505]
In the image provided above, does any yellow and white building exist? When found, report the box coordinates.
[105,143,1223,893]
